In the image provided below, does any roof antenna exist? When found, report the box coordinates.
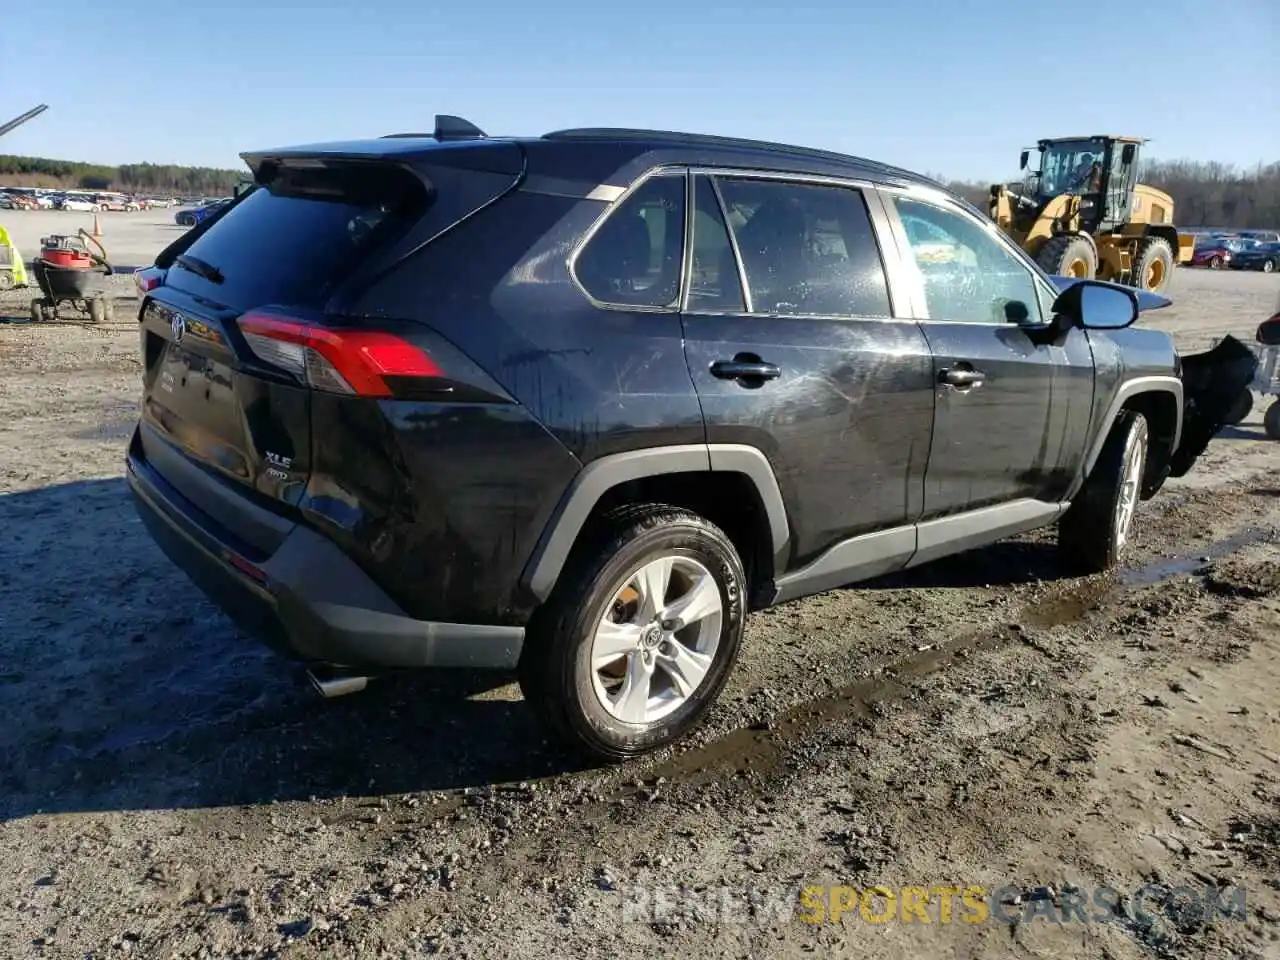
[433,115,486,141]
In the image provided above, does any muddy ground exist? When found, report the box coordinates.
[1,267,1279,959]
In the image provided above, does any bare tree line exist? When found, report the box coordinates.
[940,160,1280,229]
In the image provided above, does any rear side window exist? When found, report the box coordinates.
[573,173,685,309]
[714,178,891,318]
[165,162,428,312]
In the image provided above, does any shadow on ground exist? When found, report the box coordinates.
[0,478,589,822]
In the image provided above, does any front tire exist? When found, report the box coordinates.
[1223,390,1253,426]
[518,506,747,760]
[1208,255,1223,269]
[1059,411,1149,573]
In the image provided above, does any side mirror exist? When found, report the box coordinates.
[1121,143,1136,165]
[1051,279,1139,330]
[1019,150,1029,170]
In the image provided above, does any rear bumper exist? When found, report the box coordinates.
[126,433,523,671]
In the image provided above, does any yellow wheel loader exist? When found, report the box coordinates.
[989,135,1194,293]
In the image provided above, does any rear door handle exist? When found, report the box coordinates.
[938,366,986,389]
[710,359,781,381]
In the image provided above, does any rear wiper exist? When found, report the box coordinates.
[174,255,224,284]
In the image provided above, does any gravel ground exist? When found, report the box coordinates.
[1,264,1279,960]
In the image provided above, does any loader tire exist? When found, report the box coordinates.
[1037,234,1097,280]
[1132,237,1175,293]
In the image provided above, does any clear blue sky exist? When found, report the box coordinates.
[1,0,1276,181]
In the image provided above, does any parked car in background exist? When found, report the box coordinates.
[97,196,141,212]
[1229,240,1280,272]
[1190,237,1235,269]
[174,198,231,226]
[1238,230,1280,244]
[57,194,99,212]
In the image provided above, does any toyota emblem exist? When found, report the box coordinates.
[171,313,186,343]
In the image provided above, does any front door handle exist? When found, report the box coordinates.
[938,366,986,389]
[710,358,781,382]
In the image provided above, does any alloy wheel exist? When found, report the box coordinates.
[590,555,723,726]
[1114,427,1146,550]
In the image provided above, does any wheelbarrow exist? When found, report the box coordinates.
[29,230,116,323]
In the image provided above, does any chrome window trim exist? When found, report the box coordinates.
[566,165,689,314]
[875,182,1064,326]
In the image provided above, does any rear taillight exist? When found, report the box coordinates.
[134,266,164,297]
[237,312,442,397]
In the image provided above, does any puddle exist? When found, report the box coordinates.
[1118,526,1274,586]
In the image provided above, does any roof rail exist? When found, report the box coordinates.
[379,115,488,141]
[542,127,922,181]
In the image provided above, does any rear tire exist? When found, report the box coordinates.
[1223,390,1253,426]
[1132,237,1175,293]
[1037,234,1097,280]
[1265,401,1280,441]
[1059,411,1149,573]
[89,299,106,324]
[1264,259,1276,274]
[518,505,747,761]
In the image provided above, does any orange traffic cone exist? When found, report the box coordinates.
[91,214,102,237]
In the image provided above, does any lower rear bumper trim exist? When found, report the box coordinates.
[127,448,524,670]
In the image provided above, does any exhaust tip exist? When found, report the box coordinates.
[307,668,370,699]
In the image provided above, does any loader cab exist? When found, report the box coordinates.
[1028,136,1141,231]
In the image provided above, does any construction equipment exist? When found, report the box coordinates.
[989,135,1195,293]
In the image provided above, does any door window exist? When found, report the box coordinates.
[893,196,1043,325]
[713,178,891,318]
[687,175,745,312]
[574,173,685,309]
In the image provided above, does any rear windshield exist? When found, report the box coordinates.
[164,162,429,311]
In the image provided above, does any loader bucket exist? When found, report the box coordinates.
[1169,335,1259,477]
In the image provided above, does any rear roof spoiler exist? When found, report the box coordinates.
[381,115,487,141]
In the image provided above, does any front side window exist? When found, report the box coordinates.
[714,178,891,318]
[892,196,1042,325]
[574,173,685,308]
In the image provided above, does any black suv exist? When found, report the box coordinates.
[127,116,1238,760]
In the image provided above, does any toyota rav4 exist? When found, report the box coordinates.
[126,117,1254,760]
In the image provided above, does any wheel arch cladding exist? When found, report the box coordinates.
[521,444,790,606]
[1121,389,1180,486]
[1081,377,1183,482]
